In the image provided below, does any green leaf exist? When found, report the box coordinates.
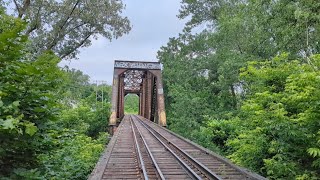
[12,101,20,107]
[25,123,38,136]
[307,148,320,158]
[25,65,40,75]
[0,100,3,107]
[34,107,46,112]
[2,118,16,130]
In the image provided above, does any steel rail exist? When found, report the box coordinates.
[139,116,267,180]
[130,115,166,180]
[130,116,149,180]
[135,115,223,180]
[132,115,202,180]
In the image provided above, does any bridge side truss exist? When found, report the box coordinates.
[109,60,167,134]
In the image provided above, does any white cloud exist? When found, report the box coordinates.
[59,0,187,84]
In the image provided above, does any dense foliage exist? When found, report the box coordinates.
[4,0,131,59]
[124,94,139,114]
[2,0,320,179]
[0,9,110,179]
[158,0,320,179]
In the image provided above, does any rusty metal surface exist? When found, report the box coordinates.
[130,116,165,180]
[92,115,266,180]
[123,70,145,91]
[109,60,167,129]
[102,116,143,180]
[109,69,126,128]
[114,60,161,70]
[138,115,267,180]
[149,70,166,127]
[131,116,193,180]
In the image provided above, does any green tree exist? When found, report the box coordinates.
[5,0,131,59]
[0,9,109,179]
[124,94,139,114]
[0,8,67,175]
[60,68,92,106]
[158,0,320,178]
[223,54,320,179]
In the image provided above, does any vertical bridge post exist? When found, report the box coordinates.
[150,70,167,127]
[109,69,126,133]
[109,60,167,134]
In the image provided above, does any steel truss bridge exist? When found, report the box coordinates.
[89,61,265,180]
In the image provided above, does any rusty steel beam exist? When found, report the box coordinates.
[149,70,167,127]
[141,75,146,117]
[109,69,126,133]
[124,90,140,94]
[139,91,143,116]
[110,61,167,134]
[146,72,152,120]
[150,76,157,123]
[114,60,161,70]
[118,76,125,118]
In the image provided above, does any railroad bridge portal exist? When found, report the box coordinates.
[109,60,167,133]
[90,60,265,180]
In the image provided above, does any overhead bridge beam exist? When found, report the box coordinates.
[109,60,167,134]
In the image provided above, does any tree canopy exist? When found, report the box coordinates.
[0,9,110,179]
[2,0,320,179]
[158,0,320,179]
[124,94,139,114]
[4,0,131,59]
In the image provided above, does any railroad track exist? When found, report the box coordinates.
[89,115,266,180]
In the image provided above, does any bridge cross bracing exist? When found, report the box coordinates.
[89,60,266,180]
[109,60,166,134]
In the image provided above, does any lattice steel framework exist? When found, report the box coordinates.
[109,60,167,134]
[123,70,144,91]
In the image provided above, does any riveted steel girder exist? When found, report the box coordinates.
[109,60,166,134]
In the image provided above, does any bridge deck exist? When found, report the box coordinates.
[89,115,265,180]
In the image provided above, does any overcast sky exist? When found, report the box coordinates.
[59,0,187,84]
